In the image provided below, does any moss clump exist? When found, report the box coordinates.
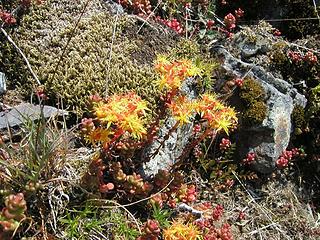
[1,0,179,115]
[291,105,307,135]
[239,78,267,126]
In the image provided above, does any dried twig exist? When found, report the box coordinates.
[0,27,41,85]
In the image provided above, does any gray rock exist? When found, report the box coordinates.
[0,103,68,129]
[212,46,307,173]
[103,0,124,14]
[141,118,194,177]
[233,28,272,59]
[140,78,197,177]
[0,72,6,94]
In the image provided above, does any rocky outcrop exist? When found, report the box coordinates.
[212,34,307,173]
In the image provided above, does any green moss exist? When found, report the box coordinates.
[291,105,306,134]
[239,78,267,126]
[243,101,268,126]
[1,0,177,115]
[239,77,266,104]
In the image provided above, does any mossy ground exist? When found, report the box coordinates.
[1,0,180,115]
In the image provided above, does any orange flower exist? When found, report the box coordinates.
[155,57,201,91]
[195,93,238,135]
[168,95,195,125]
[163,221,202,240]
[93,92,148,139]
[86,127,113,145]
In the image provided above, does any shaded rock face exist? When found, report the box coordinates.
[212,45,307,173]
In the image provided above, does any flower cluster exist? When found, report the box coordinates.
[195,94,238,135]
[0,193,27,236]
[276,148,301,168]
[288,50,318,65]
[155,57,200,91]
[219,138,231,151]
[163,222,202,240]
[242,152,255,165]
[82,92,148,148]
[138,219,161,240]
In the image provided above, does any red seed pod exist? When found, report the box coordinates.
[207,19,215,29]
[224,13,236,30]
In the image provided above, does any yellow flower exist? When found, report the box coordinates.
[86,127,113,145]
[93,92,148,139]
[195,94,238,135]
[120,114,147,139]
[163,222,203,240]
[155,58,201,91]
[168,96,195,125]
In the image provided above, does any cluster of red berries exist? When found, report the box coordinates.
[203,223,233,240]
[224,13,236,30]
[288,50,302,63]
[119,0,152,16]
[207,19,215,29]
[193,144,203,158]
[234,78,244,87]
[223,8,244,31]
[276,148,301,168]
[177,184,197,203]
[137,219,161,240]
[132,0,152,16]
[157,17,183,34]
[288,50,318,64]
[212,204,224,221]
[219,138,231,151]
[273,29,281,36]
[304,51,318,64]
[234,8,244,18]
[0,11,16,25]
[242,152,255,165]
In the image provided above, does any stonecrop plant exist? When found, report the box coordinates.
[81,56,238,203]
